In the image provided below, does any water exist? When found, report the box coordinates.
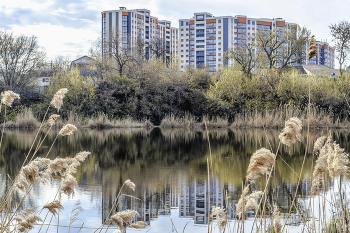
[1,128,349,232]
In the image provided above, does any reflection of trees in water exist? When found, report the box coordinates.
[0,128,348,226]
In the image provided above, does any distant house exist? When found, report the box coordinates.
[70,56,97,76]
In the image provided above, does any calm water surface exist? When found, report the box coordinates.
[1,128,350,232]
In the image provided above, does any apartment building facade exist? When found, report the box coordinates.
[179,12,335,71]
[101,7,179,63]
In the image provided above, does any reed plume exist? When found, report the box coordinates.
[313,136,327,155]
[130,221,148,229]
[211,206,229,232]
[117,209,140,224]
[43,200,64,216]
[328,142,349,179]
[278,117,302,146]
[125,179,136,191]
[236,185,263,219]
[50,88,68,111]
[47,114,60,126]
[273,206,282,233]
[14,207,42,232]
[1,90,20,107]
[308,35,318,61]
[108,214,124,229]
[15,158,51,192]
[60,174,78,197]
[74,151,91,162]
[59,124,77,136]
[246,148,275,180]
[311,135,349,194]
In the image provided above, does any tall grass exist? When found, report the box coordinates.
[161,114,229,129]
[0,89,147,233]
[231,105,346,129]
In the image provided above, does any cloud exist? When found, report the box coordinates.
[9,23,99,60]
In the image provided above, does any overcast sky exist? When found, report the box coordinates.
[1,0,349,62]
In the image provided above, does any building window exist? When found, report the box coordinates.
[196,14,204,21]
[218,19,221,23]
[248,20,250,24]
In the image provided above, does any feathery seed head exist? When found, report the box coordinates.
[246,148,275,180]
[1,90,20,107]
[308,35,318,61]
[130,221,148,229]
[50,88,68,111]
[211,206,229,231]
[74,151,91,162]
[313,136,327,154]
[59,124,77,136]
[117,209,140,224]
[125,179,136,191]
[43,200,64,216]
[47,114,60,126]
[50,157,68,173]
[109,214,124,229]
[22,163,39,185]
[60,174,77,197]
[273,206,282,233]
[15,208,42,232]
[279,117,302,146]
[328,142,349,179]
[236,186,263,219]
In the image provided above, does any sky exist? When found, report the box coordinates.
[1,0,350,63]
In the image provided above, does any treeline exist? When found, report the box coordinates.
[15,59,349,126]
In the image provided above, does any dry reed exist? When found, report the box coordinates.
[308,35,318,61]
[246,148,275,180]
[59,124,77,136]
[14,207,42,232]
[236,185,263,219]
[50,88,68,112]
[125,179,136,191]
[130,221,148,229]
[278,117,302,146]
[211,206,229,232]
[1,90,20,107]
[43,200,64,216]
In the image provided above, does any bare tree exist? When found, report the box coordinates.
[149,37,167,62]
[329,21,350,77]
[0,31,45,96]
[103,30,135,76]
[225,43,260,78]
[255,25,309,70]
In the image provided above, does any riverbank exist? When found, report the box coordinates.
[2,106,350,129]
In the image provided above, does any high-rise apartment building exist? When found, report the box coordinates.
[179,12,335,71]
[101,7,179,63]
[101,8,334,71]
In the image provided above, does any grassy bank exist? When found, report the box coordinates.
[3,106,349,129]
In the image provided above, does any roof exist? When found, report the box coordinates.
[71,56,94,65]
[291,65,339,76]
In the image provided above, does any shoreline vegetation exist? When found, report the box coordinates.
[3,106,350,129]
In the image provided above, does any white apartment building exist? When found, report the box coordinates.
[102,7,179,63]
[179,13,335,72]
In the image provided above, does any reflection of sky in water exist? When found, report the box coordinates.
[1,129,349,232]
